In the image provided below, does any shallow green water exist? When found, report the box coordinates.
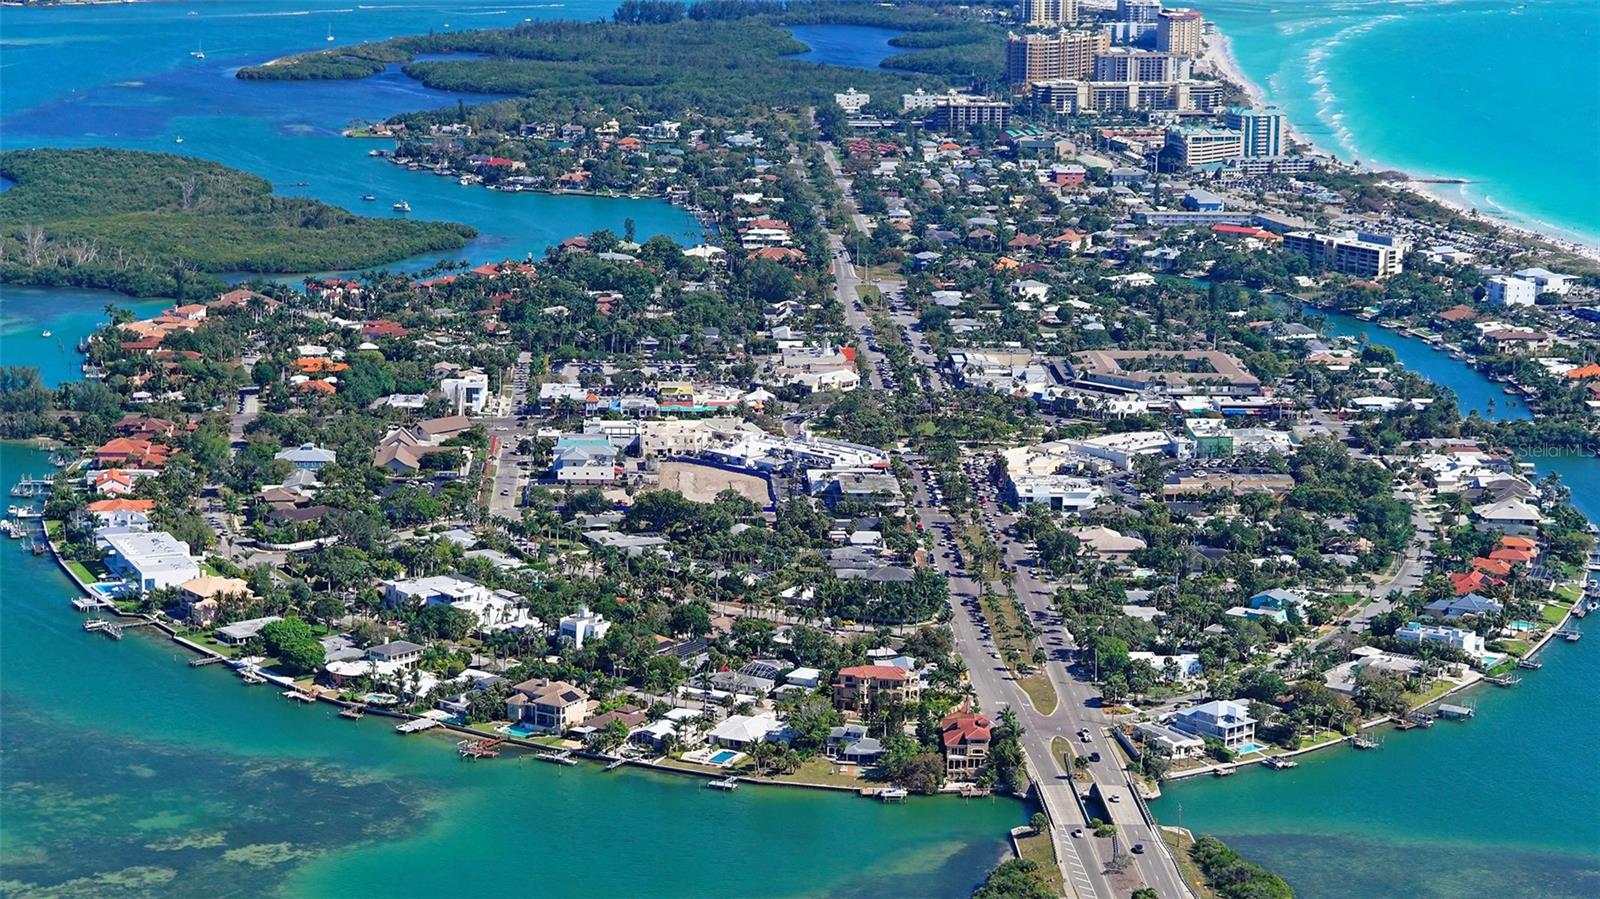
[0,442,1021,897]
[1152,314,1600,898]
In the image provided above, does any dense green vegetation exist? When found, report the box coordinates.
[1189,835,1295,899]
[0,148,476,298]
[235,1,999,118]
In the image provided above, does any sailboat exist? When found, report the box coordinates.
[392,201,411,213]
[361,175,376,202]
[326,25,335,42]
[191,40,205,59]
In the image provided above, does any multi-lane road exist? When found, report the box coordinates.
[816,138,1191,898]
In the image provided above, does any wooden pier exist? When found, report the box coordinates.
[707,776,739,791]
[1555,629,1582,642]
[339,704,366,720]
[188,655,227,667]
[534,750,577,766]
[1516,657,1543,670]
[1484,674,1520,687]
[1351,736,1381,750]
[604,758,627,771]
[282,689,317,703]
[1437,703,1475,721]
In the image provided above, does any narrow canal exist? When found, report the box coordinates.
[1151,308,1600,899]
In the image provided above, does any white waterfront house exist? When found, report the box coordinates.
[99,530,201,592]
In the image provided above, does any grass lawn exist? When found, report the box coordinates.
[1540,602,1572,625]
[1296,730,1345,750]
[1019,673,1058,715]
[1013,828,1064,896]
[1403,679,1460,709]
[1554,583,1582,603]
[1499,638,1531,657]
[44,519,63,538]
[855,284,881,304]
[1162,828,1219,899]
[765,756,873,788]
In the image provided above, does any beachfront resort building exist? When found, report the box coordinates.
[1155,8,1204,56]
[1170,699,1257,750]
[1023,0,1078,27]
[1224,106,1285,157]
[1006,28,1109,88]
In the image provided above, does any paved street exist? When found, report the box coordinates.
[816,134,1193,898]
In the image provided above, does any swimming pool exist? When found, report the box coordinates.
[708,749,740,765]
[500,721,540,738]
[1233,742,1265,755]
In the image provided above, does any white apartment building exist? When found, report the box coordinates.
[1486,274,1538,307]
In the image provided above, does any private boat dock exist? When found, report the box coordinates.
[282,689,317,703]
[1262,756,1298,770]
[534,750,577,766]
[458,738,506,759]
[1516,657,1544,670]
[339,704,366,720]
[82,617,123,639]
[1555,628,1582,642]
[188,654,227,667]
[395,718,442,735]
[1351,735,1381,749]
[1484,674,1521,687]
[10,477,53,497]
[707,776,740,791]
[1437,704,1475,721]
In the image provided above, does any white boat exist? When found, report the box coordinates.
[191,41,205,59]
[175,136,184,144]
[361,193,377,202]
[392,201,411,213]
[326,25,335,42]
[40,330,52,338]
[10,506,43,519]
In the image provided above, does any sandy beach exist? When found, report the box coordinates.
[1202,28,1600,262]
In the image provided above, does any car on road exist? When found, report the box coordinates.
[1107,791,1119,802]
[1071,828,1084,838]
[1089,752,1101,762]
[1131,843,1145,854]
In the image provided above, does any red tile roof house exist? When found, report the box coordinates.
[940,710,992,780]
[832,664,918,712]
[362,319,410,340]
[95,438,171,469]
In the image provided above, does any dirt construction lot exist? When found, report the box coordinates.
[657,461,772,505]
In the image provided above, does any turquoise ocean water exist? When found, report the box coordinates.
[1208,0,1600,245]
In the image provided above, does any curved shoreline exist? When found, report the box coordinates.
[1202,24,1600,259]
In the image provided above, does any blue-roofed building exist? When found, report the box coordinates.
[1424,593,1504,620]
[552,435,618,484]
